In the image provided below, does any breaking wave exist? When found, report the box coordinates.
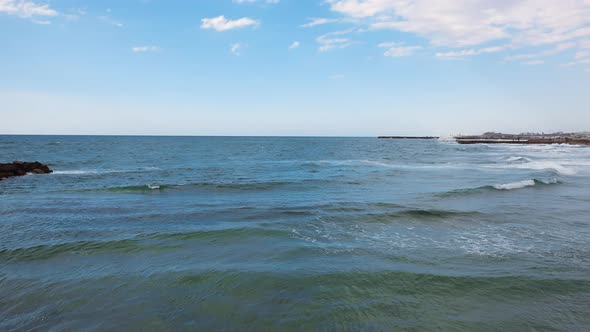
[439,178,559,197]
[493,179,537,190]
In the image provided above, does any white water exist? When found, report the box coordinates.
[493,180,537,190]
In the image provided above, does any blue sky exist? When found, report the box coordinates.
[1,0,589,136]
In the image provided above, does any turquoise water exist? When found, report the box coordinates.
[1,136,590,331]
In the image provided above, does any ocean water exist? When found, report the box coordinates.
[1,136,590,331]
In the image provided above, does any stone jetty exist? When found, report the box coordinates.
[455,132,590,146]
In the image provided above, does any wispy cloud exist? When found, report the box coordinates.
[329,74,345,79]
[504,42,576,62]
[99,15,123,27]
[201,15,259,31]
[316,29,356,52]
[132,46,160,53]
[563,58,590,67]
[436,45,511,60]
[289,41,301,50]
[379,43,421,57]
[301,17,342,28]
[232,0,280,4]
[230,42,245,56]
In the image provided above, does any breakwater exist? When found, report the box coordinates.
[455,133,590,145]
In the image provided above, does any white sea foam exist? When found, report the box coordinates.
[147,184,161,190]
[493,180,536,190]
[493,177,558,190]
[53,170,101,175]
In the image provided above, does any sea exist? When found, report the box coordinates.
[1,136,589,331]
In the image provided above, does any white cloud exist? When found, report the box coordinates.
[201,15,260,31]
[327,0,590,45]
[377,42,401,48]
[324,0,590,64]
[230,42,245,56]
[384,46,421,57]
[302,17,344,28]
[0,0,57,18]
[329,74,345,79]
[436,45,511,60]
[289,41,301,50]
[233,0,279,3]
[62,8,85,21]
[504,42,576,62]
[316,29,356,52]
[523,60,544,65]
[379,42,420,57]
[132,46,160,53]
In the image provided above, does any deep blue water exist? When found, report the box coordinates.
[1,136,590,331]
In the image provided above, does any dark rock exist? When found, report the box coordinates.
[0,161,53,181]
[0,172,13,179]
[0,164,18,172]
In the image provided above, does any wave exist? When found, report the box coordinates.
[88,180,300,193]
[317,209,482,224]
[143,228,291,241]
[439,178,559,197]
[493,179,537,190]
[53,167,162,175]
[78,177,358,194]
[517,161,577,176]
[394,209,479,218]
[0,228,291,263]
[505,156,532,163]
[0,239,146,263]
[496,178,559,190]
[172,270,590,295]
[484,159,577,176]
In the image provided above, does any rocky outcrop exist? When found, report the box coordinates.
[0,161,53,181]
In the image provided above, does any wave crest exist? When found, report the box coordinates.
[493,179,536,190]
